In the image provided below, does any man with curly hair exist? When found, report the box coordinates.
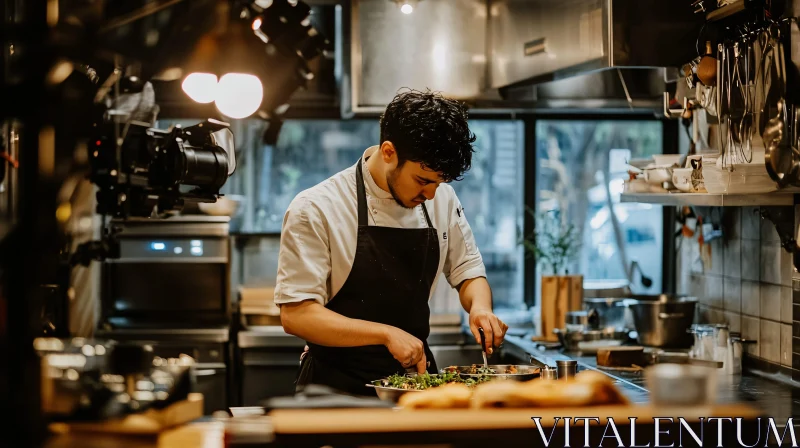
[276,89,508,396]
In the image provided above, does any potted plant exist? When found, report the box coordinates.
[520,208,583,342]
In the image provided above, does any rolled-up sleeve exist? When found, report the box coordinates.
[443,193,487,289]
[274,196,331,306]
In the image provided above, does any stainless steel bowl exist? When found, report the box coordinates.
[442,364,540,381]
[366,383,421,402]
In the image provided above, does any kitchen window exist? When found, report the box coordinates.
[158,118,526,319]
[534,119,665,302]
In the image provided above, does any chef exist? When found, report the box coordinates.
[275,89,508,396]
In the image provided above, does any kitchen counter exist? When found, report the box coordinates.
[41,329,799,448]
[238,325,470,348]
[504,334,800,426]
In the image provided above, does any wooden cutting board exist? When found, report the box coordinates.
[47,393,204,436]
[596,346,647,368]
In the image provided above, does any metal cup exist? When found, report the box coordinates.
[556,360,578,381]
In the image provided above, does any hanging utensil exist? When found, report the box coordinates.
[698,41,718,86]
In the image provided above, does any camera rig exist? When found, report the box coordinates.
[71,77,237,266]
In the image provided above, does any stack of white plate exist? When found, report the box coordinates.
[701,150,778,194]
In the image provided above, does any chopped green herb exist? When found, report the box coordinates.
[380,372,492,390]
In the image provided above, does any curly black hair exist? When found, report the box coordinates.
[379,88,476,182]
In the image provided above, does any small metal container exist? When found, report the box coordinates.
[541,365,557,380]
[556,360,577,381]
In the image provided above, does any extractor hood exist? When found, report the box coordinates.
[341,0,704,114]
[489,0,704,89]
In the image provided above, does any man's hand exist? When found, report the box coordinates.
[469,309,508,355]
[384,326,427,373]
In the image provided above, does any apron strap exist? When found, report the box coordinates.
[357,158,435,229]
[421,203,433,228]
[356,159,369,227]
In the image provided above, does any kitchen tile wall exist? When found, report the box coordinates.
[676,207,798,378]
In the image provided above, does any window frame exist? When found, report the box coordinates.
[520,113,678,308]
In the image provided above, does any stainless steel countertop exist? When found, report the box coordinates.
[504,334,800,425]
[237,325,470,349]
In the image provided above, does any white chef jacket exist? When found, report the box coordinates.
[274,146,487,307]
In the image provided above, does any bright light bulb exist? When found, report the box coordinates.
[400,3,413,13]
[252,17,262,30]
[181,73,218,104]
[215,73,263,119]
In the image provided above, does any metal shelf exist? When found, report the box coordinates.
[620,192,797,207]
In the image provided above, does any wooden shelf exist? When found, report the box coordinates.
[620,192,797,207]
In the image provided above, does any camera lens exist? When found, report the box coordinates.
[177,143,229,191]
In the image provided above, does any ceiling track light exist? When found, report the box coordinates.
[391,0,420,14]
[180,0,329,121]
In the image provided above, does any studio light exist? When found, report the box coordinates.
[181,72,218,104]
[215,73,263,119]
[177,0,329,124]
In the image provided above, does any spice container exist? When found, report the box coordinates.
[556,360,578,381]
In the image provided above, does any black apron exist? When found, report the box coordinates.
[295,159,441,396]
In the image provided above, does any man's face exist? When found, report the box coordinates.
[386,160,443,209]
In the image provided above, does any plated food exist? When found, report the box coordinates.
[445,364,517,375]
[367,371,493,402]
[443,364,541,381]
[378,372,492,390]
[397,370,629,410]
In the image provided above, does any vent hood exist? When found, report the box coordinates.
[343,0,488,114]
[341,0,703,114]
[489,0,704,89]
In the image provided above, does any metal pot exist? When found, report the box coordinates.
[626,295,697,348]
[553,328,631,353]
[583,297,633,331]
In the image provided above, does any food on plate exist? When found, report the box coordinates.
[393,369,629,409]
[469,380,532,408]
[398,383,472,409]
[443,364,521,375]
[380,372,491,390]
[472,370,629,409]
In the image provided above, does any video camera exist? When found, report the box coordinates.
[88,78,236,219]
[70,77,236,267]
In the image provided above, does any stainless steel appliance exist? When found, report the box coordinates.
[488,0,703,88]
[100,216,231,329]
[626,295,698,348]
[98,215,234,415]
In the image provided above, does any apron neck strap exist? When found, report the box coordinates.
[356,158,434,229]
[356,159,369,227]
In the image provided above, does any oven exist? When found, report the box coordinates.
[100,216,231,329]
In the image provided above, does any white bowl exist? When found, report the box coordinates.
[198,195,245,216]
[643,167,671,185]
[653,154,683,166]
[645,364,718,406]
[672,168,694,192]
